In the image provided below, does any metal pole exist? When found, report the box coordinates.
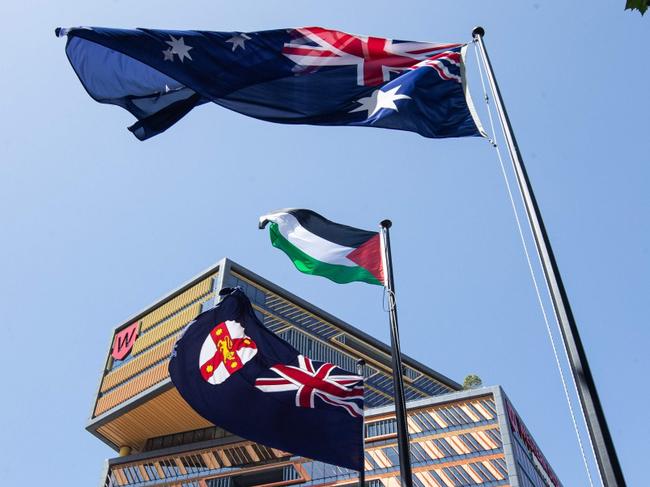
[379,220,413,487]
[357,359,366,487]
[472,26,626,487]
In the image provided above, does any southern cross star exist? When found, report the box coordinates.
[350,85,411,119]
[162,48,174,62]
[226,33,251,52]
[165,35,193,62]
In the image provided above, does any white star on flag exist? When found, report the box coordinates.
[226,33,251,52]
[350,85,411,119]
[165,35,193,62]
[162,48,174,62]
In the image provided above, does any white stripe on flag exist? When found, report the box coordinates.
[270,213,358,267]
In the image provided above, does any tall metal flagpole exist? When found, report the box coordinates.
[357,359,366,487]
[472,27,626,487]
[379,220,413,487]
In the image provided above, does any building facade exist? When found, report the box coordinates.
[90,259,561,487]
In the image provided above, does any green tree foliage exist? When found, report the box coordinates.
[463,374,483,390]
[626,0,648,14]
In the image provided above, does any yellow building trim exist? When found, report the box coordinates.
[131,301,201,356]
[140,276,215,332]
[95,361,169,416]
[101,335,177,393]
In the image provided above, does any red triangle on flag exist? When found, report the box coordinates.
[346,234,384,285]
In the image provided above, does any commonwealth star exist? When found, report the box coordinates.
[350,85,411,119]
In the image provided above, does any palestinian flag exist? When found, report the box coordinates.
[259,209,385,286]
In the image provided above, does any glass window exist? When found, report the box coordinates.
[468,463,490,483]
[143,463,159,480]
[444,466,465,486]
[410,442,428,463]
[384,446,399,466]
[460,433,477,453]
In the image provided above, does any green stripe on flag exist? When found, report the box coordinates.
[269,223,382,286]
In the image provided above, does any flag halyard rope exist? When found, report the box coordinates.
[472,40,597,487]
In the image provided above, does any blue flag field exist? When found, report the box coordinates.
[168,287,364,471]
[57,26,484,140]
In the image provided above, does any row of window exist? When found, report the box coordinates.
[365,387,392,406]
[299,460,357,485]
[367,419,397,438]
[294,455,509,487]
[107,442,288,486]
[163,465,301,487]
[512,435,554,487]
[431,458,508,486]
[365,401,496,443]
[145,426,231,451]
[411,374,459,398]
[409,400,496,433]
[364,434,502,473]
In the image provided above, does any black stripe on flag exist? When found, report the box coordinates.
[288,209,377,248]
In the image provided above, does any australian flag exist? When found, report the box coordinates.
[56,26,484,140]
[168,287,364,471]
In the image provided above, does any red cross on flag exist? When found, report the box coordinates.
[199,320,258,384]
[282,27,462,86]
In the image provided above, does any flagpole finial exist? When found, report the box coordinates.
[472,26,485,38]
[380,219,392,229]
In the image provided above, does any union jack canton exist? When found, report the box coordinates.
[255,355,364,417]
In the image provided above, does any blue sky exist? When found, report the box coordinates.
[0,1,647,485]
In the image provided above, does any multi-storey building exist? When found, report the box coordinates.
[91,258,561,487]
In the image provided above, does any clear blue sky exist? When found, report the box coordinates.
[0,1,647,485]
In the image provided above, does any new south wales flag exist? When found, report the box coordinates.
[259,209,385,286]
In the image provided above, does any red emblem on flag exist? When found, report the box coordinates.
[255,355,363,417]
[283,27,462,86]
[199,320,258,385]
[112,322,139,360]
